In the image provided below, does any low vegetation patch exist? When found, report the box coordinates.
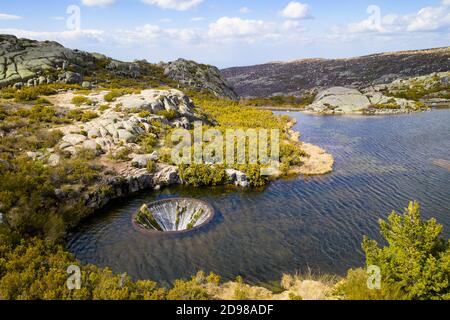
[71,96,94,106]
[104,88,140,102]
[179,164,228,187]
[66,109,98,122]
[242,92,316,109]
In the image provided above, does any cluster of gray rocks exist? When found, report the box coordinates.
[160,58,239,100]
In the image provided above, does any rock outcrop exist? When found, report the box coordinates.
[161,58,239,100]
[0,35,238,100]
[225,169,249,187]
[54,89,198,156]
[0,34,96,87]
[306,86,425,114]
[307,87,371,114]
[221,47,450,98]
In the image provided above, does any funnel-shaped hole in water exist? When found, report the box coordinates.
[134,198,214,232]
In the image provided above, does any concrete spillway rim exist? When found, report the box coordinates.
[132,198,215,235]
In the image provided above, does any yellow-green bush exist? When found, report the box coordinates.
[157,109,179,120]
[179,164,227,187]
[339,202,450,300]
[71,96,93,106]
[14,86,57,102]
[138,134,159,153]
[103,88,139,102]
[66,109,98,122]
[146,160,156,173]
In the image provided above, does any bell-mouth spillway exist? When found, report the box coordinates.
[133,198,215,233]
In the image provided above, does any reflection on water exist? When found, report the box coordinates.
[67,110,450,285]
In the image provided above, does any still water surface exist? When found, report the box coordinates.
[67,110,450,285]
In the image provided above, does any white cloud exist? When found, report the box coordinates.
[406,6,450,32]
[0,28,105,43]
[81,0,116,7]
[206,16,306,43]
[142,0,203,11]
[0,13,22,20]
[239,7,251,14]
[207,17,275,40]
[114,16,305,46]
[334,3,450,35]
[281,2,310,19]
[116,23,201,45]
[281,20,300,30]
[191,17,205,22]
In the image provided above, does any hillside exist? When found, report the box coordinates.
[0,35,238,100]
[221,47,450,98]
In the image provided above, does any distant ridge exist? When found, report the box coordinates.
[221,46,450,97]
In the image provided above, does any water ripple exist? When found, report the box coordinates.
[67,110,450,284]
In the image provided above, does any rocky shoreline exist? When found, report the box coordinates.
[81,133,334,218]
[254,72,450,116]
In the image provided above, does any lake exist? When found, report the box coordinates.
[67,109,450,286]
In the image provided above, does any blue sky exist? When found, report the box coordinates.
[0,0,449,67]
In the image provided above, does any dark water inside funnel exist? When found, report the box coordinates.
[67,109,450,286]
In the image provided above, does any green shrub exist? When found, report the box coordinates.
[166,274,210,300]
[35,97,53,105]
[157,109,179,120]
[0,238,168,300]
[146,160,156,173]
[0,156,100,240]
[241,93,316,108]
[0,106,8,120]
[233,276,249,300]
[179,164,227,187]
[336,268,404,300]
[0,87,16,99]
[138,134,159,153]
[66,109,98,122]
[370,102,401,110]
[17,105,59,123]
[236,164,268,187]
[339,201,450,300]
[98,104,110,112]
[13,86,57,102]
[195,97,290,131]
[206,272,221,285]
[280,142,306,168]
[71,96,93,106]
[138,110,152,118]
[113,104,123,112]
[103,88,139,102]
[80,111,98,122]
[109,147,132,162]
[289,292,303,300]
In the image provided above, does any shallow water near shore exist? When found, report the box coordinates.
[67,109,450,286]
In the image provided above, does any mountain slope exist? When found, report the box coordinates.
[221,47,450,97]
